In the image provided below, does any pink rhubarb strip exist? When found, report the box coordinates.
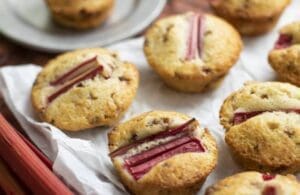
[109,118,196,158]
[233,109,300,124]
[0,114,73,195]
[127,138,204,180]
[185,13,205,60]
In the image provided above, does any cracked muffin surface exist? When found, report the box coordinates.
[205,171,300,195]
[220,82,300,173]
[45,0,114,29]
[144,12,242,93]
[209,0,291,35]
[269,21,300,86]
[31,48,139,131]
[108,111,218,195]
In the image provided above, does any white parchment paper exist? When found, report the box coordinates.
[1,1,300,194]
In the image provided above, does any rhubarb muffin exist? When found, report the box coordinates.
[45,0,114,29]
[205,171,300,194]
[269,22,300,86]
[144,12,242,93]
[31,48,139,131]
[209,0,291,35]
[108,111,218,195]
[220,82,300,173]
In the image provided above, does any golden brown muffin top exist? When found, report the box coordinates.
[46,0,114,14]
[210,0,291,19]
[144,12,242,81]
[220,82,300,130]
[225,112,300,173]
[206,171,300,195]
[268,22,300,86]
[31,48,139,131]
[108,111,217,190]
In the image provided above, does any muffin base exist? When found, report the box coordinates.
[122,177,206,195]
[157,70,227,93]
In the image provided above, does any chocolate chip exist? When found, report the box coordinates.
[261,94,269,99]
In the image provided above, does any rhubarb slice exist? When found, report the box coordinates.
[109,118,197,158]
[263,186,276,195]
[262,173,276,181]
[275,34,293,50]
[233,109,300,125]
[125,136,203,167]
[51,56,98,86]
[110,118,205,180]
[185,14,205,60]
[48,57,103,103]
[127,138,204,180]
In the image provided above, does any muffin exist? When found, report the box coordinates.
[205,171,300,194]
[45,0,114,29]
[269,22,300,86]
[144,12,242,93]
[220,82,300,173]
[108,111,218,195]
[209,0,291,36]
[31,48,139,131]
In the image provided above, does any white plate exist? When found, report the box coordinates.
[0,0,166,53]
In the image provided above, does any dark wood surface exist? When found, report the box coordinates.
[0,0,211,127]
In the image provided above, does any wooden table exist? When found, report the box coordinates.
[0,0,210,126]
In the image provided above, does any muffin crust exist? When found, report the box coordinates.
[144,12,242,93]
[210,0,291,35]
[31,48,139,131]
[46,0,114,29]
[206,171,300,194]
[269,22,300,86]
[108,111,218,195]
[220,82,300,173]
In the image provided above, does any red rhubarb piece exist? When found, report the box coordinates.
[262,173,276,181]
[275,34,293,50]
[233,111,264,124]
[50,56,98,86]
[185,14,204,60]
[233,109,300,125]
[263,186,276,195]
[128,138,204,180]
[109,118,197,158]
[48,66,103,103]
[125,136,196,166]
[0,114,72,195]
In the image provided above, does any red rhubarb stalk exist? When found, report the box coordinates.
[233,109,300,125]
[0,158,26,195]
[50,56,98,86]
[0,114,73,195]
[16,131,52,170]
[275,34,293,50]
[48,66,103,103]
[185,14,204,60]
[128,138,204,180]
[109,118,197,158]
[125,136,195,166]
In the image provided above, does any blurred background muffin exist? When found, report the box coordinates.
[209,0,291,36]
[45,0,115,30]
